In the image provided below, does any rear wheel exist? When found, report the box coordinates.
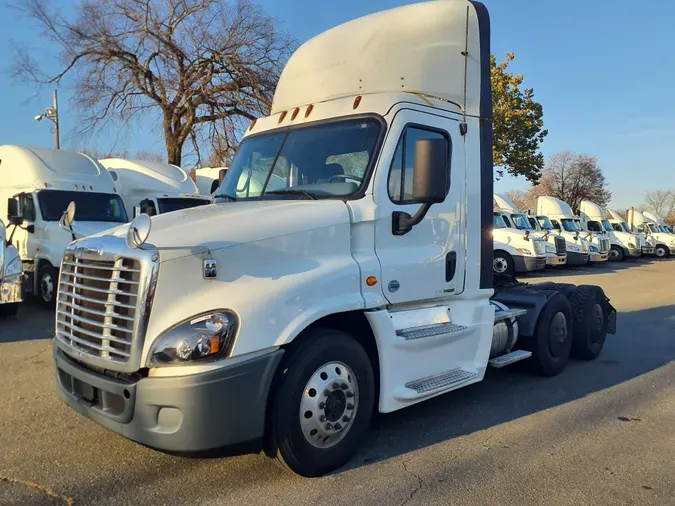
[570,286,607,360]
[269,329,375,477]
[608,246,624,262]
[493,251,514,275]
[37,263,58,308]
[655,245,669,258]
[527,293,573,376]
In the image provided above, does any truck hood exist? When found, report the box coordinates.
[103,200,351,261]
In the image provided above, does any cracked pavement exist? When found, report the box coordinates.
[0,258,674,505]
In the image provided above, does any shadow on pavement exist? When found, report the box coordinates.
[520,256,671,279]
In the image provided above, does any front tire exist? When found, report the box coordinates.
[570,286,608,360]
[270,329,375,477]
[527,293,573,377]
[37,263,58,308]
[655,245,669,258]
[608,246,624,262]
[493,251,514,275]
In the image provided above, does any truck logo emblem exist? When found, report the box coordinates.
[203,258,217,279]
[75,247,102,257]
[388,280,400,293]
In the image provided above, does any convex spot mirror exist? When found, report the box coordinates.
[127,213,152,249]
[60,201,76,229]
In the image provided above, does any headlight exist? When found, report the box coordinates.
[516,248,532,255]
[628,243,636,249]
[568,245,580,252]
[589,245,599,252]
[148,311,239,366]
[3,256,22,279]
[545,243,555,253]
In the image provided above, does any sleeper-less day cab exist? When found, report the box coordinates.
[629,209,675,258]
[0,146,128,307]
[492,209,547,275]
[493,193,566,268]
[98,159,212,218]
[606,208,653,256]
[0,220,22,317]
[52,1,616,477]
[579,200,641,261]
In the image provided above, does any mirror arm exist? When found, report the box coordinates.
[392,203,433,236]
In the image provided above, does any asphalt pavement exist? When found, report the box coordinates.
[0,257,673,506]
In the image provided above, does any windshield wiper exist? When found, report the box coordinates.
[265,189,319,200]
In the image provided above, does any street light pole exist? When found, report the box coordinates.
[53,89,60,150]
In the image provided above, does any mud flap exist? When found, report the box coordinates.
[606,301,617,334]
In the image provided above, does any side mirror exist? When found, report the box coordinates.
[393,138,449,236]
[126,213,152,249]
[0,218,5,245]
[218,168,227,185]
[134,205,141,218]
[7,198,23,226]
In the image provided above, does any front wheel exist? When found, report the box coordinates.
[654,245,669,258]
[608,246,624,262]
[37,263,58,308]
[493,251,514,275]
[269,329,375,477]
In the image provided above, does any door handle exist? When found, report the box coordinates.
[445,251,457,282]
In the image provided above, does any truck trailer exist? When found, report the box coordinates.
[52,0,616,477]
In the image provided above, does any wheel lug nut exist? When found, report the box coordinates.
[326,423,333,430]
[342,416,350,422]
[334,423,342,430]
[346,391,354,398]
[332,382,340,389]
[347,403,354,410]
[340,383,348,390]
[324,389,331,396]
[320,415,326,422]
[319,402,325,409]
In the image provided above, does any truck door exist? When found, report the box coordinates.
[373,110,464,304]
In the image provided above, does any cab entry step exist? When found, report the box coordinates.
[488,349,532,368]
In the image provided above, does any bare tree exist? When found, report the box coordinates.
[14,0,295,166]
[643,190,675,219]
[504,189,534,211]
[527,151,611,212]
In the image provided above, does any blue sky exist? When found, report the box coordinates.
[1,0,673,208]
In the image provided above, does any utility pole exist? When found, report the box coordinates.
[53,89,60,150]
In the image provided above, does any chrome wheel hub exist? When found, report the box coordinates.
[608,248,619,260]
[493,257,508,274]
[299,361,358,449]
[41,273,54,302]
[548,311,568,356]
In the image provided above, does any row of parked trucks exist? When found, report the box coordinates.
[0,0,671,478]
[491,192,674,276]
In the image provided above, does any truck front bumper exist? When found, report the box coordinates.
[546,254,566,266]
[54,345,283,452]
[565,251,590,266]
[625,246,642,258]
[513,255,546,273]
[642,246,655,255]
[0,276,22,304]
[589,252,609,262]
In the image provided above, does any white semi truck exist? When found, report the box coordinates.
[643,211,674,236]
[52,1,616,477]
[0,146,128,306]
[579,200,641,261]
[629,209,675,258]
[195,167,228,196]
[99,159,212,218]
[537,196,608,264]
[0,219,22,317]
[606,208,653,256]
[493,194,567,268]
[492,209,547,275]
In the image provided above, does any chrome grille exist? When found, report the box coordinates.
[56,255,141,363]
[636,237,642,249]
[533,239,546,256]
[554,236,566,255]
[599,238,610,253]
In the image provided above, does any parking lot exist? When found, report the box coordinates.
[0,258,673,506]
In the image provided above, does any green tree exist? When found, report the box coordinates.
[491,53,548,184]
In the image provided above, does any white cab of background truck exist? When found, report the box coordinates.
[0,146,128,307]
[99,159,212,218]
[52,0,616,477]
[629,209,675,258]
[643,211,675,237]
[606,208,653,256]
[0,219,22,317]
[195,167,228,196]
[493,193,566,268]
[579,200,641,261]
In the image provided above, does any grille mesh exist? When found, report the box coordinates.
[555,236,566,255]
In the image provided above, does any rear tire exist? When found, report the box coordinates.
[527,293,573,377]
[608,246,624,262]
[569,285,607,360]
[493,251,514,275]
[37,263,58,309]
[269,329,375,477]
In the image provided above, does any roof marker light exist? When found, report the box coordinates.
[74,185,78,189]
[249,118,257,130]
[291,107,300,120]
[353,96,362,109]
[305,104,314,118]
[278,111,287,124]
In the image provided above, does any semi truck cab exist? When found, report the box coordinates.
[51,0,616,477]
[628,209,675,258]
[579,200,640,261]
[492,210,547,274]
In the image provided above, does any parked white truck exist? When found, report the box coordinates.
[492,209,547,275]
[195,167,228,196]
[606,208,653,256]
[629,209,675,258]
[493,194,566,268]
[52,1,616,477]
[643,211,674,236]
[536,196,607,264]
[99,159,212,218]
[578,200,641,261]
[0,146,128,306]
[0,219,22,317]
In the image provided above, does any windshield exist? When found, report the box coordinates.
[157,198,210,214]
[615,221,630,233]
[601,219,613,232]
[537,216,554,230]
[562,218,579,232]
[587,220,603,233]
[493,213,507,229]
[216,118,382,201]
[527,217,538,229]
[37,190,127,223]
[648,224,660,233]
[510,214,532,230]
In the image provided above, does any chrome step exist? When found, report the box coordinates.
[488,349,532,368]
[405,368,477,394]
[494,308,528,322]
[396,322,467,341]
